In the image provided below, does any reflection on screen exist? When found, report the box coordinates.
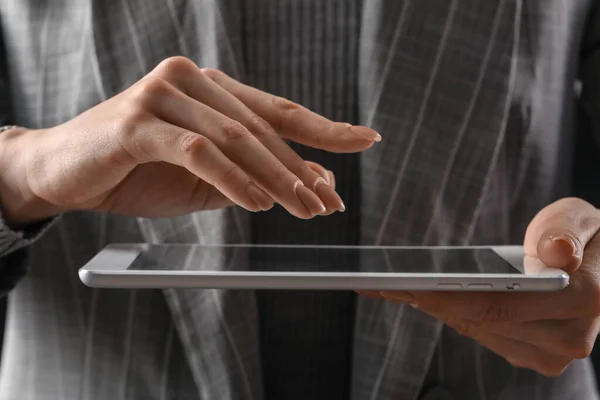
[127,246,522,275]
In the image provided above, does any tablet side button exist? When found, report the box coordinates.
[467,283,493,289]
[436,283,462,289]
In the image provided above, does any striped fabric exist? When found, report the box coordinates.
[246,2,362,398]
[0,0,599,399]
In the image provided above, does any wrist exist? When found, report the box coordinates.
[0,127,62,229]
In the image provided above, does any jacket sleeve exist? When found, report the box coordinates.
[0,20,55,296]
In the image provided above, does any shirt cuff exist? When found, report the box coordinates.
[0,207,56,257]
[0,208,54,298]
[0,247,29,297]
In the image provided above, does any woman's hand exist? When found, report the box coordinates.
[365,198,600,377]
[0,57,379,226]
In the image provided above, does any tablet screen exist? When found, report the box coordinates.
[126,245,523,274]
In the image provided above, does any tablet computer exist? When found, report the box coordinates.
[78,244,568,292]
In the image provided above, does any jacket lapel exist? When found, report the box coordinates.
[138,209,263,400]
[88,2,263,397]
[353,0,521,398]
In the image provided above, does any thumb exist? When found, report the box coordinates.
[524,198,600,274]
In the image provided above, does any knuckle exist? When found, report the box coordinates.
[117,107,149,137]
[155,56,197,80]
[110,109,152,161]
[270,96,301,131]
[272,95,301,111]
[268,163,297,191]
[125,105,148,124]
[246,113,276,140]
[220,120,251,144]
[313,124,329,148]
[179,132,211,157]
[133,77,172,106]
[273,163,291,181]
[200,68,226,80]
[219,164,242,185]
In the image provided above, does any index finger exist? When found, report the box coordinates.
[201,69,381,153]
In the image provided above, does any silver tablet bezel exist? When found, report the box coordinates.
[79,244,569,292]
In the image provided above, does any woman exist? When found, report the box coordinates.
[0,1,599,399]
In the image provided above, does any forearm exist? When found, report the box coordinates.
[0,126,62,229]
[0,126,60,259]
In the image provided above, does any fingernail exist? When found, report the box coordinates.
[294,181,326,215]
[538,232,582,271]
[380,291,415,303]
[326,170,335,187]
[246,184,274,211]
[348,125,382,142]
[550,233,581,258]
[314,179,345,212]
[312,177,328,191]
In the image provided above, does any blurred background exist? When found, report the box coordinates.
[574,88,600,378]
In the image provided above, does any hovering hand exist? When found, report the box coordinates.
[0,57,379,226]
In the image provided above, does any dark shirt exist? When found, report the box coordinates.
[247,1,361,398]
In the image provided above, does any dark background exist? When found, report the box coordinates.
[573,98,600,373]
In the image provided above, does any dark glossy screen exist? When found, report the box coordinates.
[127,246,522,274]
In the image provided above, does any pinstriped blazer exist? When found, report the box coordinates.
[1,0,600,399]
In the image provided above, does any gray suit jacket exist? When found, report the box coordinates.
[0,0,599,399]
